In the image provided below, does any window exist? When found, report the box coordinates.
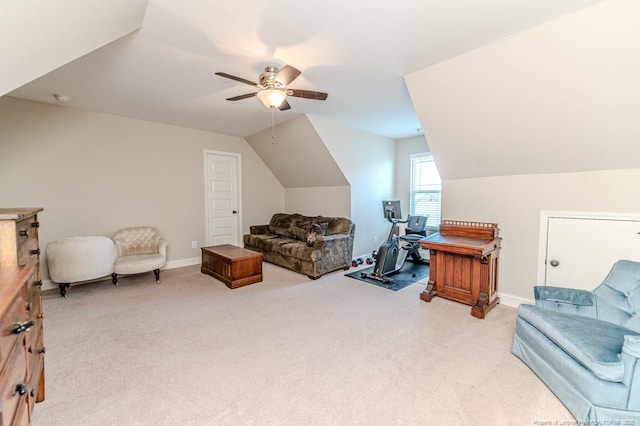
[410,153,441,228]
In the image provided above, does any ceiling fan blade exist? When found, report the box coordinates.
[215,72,259,87]
[278,100,291,111]
[287,89,328,101]
[275,65,301,86]
[226,92,258,101]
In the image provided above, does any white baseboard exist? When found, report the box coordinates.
[352,253,374,261]
[497,292,533,308]
[42,255,533,308]
[41,256,203,293]
[165,256,201,269]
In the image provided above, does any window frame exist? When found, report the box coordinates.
[409,152,442,229]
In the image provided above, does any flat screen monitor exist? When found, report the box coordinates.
[382,200,401,220]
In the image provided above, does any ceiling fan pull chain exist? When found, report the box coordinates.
[271,107,276,144]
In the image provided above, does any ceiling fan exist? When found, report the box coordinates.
[215,65,328,111]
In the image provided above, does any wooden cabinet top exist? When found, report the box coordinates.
[0,208,43,220]
[419,220,501,256]
[202,244,262,261]
[420,233,500,256]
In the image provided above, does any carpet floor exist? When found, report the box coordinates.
[32,263,572,425]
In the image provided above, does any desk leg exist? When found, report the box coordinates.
[420,280,437,302]
[471,292,500,319]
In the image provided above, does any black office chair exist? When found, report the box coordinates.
[404,215,428,238]
[398,215,429,264]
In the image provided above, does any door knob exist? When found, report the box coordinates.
[549,259,560,267]
[232,210,237,214]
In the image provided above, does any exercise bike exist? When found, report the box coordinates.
[361,201,429,285]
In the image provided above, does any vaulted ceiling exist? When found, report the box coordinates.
[406,0,640,179]
[4,0,603,140]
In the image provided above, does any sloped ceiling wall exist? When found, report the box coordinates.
[0,0,148,96]
[245,115,348,188]
[404,0,640,180]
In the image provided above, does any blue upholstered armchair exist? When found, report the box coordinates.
[512,259,640,422]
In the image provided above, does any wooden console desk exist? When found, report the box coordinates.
[419,220,501,318]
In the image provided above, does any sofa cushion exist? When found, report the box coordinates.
[268,213,301,239]
[243,234,282,252]
[260,236,322,262]
[269,213,334,243]
[114,253,165,275]
[518,304,640,382]
[293,218,329,243]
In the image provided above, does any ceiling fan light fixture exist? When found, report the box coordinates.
[257,88,286,109]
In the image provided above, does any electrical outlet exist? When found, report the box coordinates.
[191,240,198,249]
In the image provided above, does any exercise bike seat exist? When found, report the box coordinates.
[399,234,424,243]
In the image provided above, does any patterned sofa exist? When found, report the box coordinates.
[243,213,355,279]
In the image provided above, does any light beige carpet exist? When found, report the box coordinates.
[32,263,572,425]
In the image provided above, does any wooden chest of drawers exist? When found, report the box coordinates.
[0,209,43,271]
[0,208,45,425]
[0,265,43,425]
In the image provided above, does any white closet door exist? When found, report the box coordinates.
[543,215,640,291]
[204,151,241,247]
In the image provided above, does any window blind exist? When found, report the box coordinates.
[410,153,441,228]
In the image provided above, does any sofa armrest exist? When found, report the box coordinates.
[621,336,640,408]
[250,224,270,235]
[315,233,350,247]
[534,286,597,318]
[157,238,168,258]
[314,233,353,260]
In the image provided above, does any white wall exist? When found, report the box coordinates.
[0,97,284,279]
[285,187,351,218]
[404,0,640,304]
[245,116,348,188]
[308,115,396,257]
[246,115,350,221]
[0,0,147,96]
[395,135,430,217]
[443,169,640,302]
[405,0,640,180]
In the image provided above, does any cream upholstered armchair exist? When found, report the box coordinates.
[111,227,167,285]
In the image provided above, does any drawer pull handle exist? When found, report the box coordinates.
[15,383,28,396]
[38,347,46,354]
[12,320,35,334]
[30,389,35,398]
[34,280,42,287]
[31,221,40,228]
[30,248,40,255]
[20,230,28,237]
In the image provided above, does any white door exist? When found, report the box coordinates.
[540,214,640,291]
[204,151,241,246]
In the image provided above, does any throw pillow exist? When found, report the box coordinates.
[306,222,328,247]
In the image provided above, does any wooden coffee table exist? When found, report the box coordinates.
[201,244,263,289]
